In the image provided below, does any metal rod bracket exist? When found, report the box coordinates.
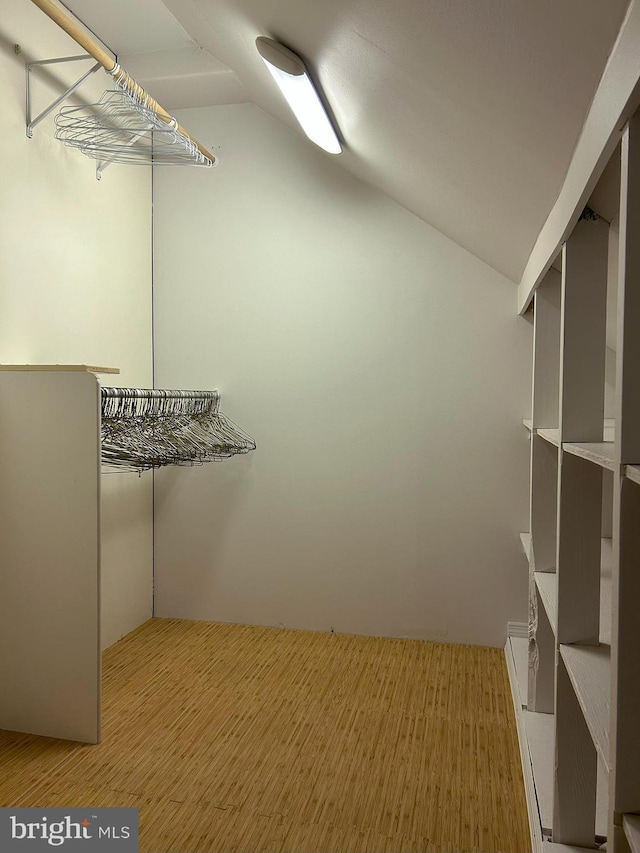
[26,54,101,138]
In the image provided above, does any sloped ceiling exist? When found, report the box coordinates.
[64,0,631,282]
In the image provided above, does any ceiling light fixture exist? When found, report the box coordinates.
[255,37,341,155]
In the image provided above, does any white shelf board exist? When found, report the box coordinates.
[559,643,611,771]
[535,572,557,634]
[520,531,532,562]
[625,464,640,486]
[524,418,534,431]
[536,420,614,451]
[535,540,611,644]
[562,441,616,471]
[623,814,640,853]
[538,428,560,447]
[0,364,119,374]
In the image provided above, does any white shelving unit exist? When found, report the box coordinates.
[507,112,640,852]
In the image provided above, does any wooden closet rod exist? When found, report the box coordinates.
[29,0,217,166]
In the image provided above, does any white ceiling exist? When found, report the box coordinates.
[64,0,631,283]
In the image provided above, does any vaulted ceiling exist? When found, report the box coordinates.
[64,0,631,283]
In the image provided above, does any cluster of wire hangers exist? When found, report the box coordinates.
[54,69,214,168]
[101,387,256,473]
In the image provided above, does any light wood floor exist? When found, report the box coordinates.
[0,619,530,853]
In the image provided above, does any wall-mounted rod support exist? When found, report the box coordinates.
[96,127,147,180]
[28,0,217,165]
[26,55,101,138]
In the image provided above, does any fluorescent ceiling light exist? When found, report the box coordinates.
[256,37,341,155]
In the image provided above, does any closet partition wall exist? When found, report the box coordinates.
[0,367,103,743]
[508,112,640,853]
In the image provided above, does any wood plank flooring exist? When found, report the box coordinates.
[0,619,530,852]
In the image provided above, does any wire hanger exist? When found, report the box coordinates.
[55,73,214,168]
[100,388,256,473]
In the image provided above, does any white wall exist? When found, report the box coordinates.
[153,103,532,647]
[0,1,153,649]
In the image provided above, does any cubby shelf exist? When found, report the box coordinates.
[559,643,611,771]
[507,638,610,843]
[533,539,612,644]
[533,419,615,453]
[527,707,610,839]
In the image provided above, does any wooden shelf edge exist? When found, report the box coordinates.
[0,364,120,374]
